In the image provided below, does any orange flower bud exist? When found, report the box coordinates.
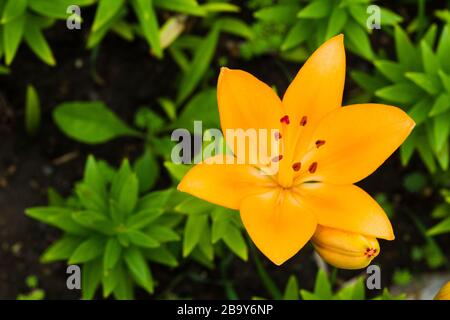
[312,225,380,270]
[434,281,450,300]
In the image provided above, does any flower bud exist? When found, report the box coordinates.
[434,281,450,300]
[312,225,380,270]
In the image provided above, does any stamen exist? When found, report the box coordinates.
[292,162,301,171]
[364,248,377,258]
[300,116,308,126]
[280,115,290,124]
[272,155,283,162]
[315,140,326,148]
[274,132,282,140]
[308,162,318,173]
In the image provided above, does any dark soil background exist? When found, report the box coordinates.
[1,2,449,299]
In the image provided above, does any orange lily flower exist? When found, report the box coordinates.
[178,35,415,266]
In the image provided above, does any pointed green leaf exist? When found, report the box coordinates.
[82,259,102,300]
[123,246,153,293]
[103,238,122,271]
[283,276,299,300]
[4,14,25,65]
[183,213,208,257]
[69,237,105,264]
[92,0,126,32]
[40,236,82,263]
[25,84,41,136]
[131,0,162,58]
[1,0,27,24]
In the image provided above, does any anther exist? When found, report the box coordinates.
[300,116,308,126]
[280,115,290,124]
[272,155,283,162]
[292,162,301,172]
[274,132,282,140]
[308,162,318,173]
[315,140,326,148]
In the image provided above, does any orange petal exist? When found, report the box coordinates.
[178,155,274,210]
[217,68,283,166]
[295,183,394,240]
[278,35,346,185]
[218,67,282,132]
[299,104,415,184]
[240,189,317,265]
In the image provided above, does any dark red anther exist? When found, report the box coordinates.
[315,140,326,148]
[292,162,301,172]
[280,115,290,124]
[300,116,308,126]
[274,132,282,140]
[308,162,318,173]
[272,155,283,162]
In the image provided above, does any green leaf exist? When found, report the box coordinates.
[175,197,213,215]
[126,208,163,230]
[83,155,107,200]
[92,0,126,32]
[437,25,450,72]
[111,159,132,198]
[421,40,440,75]
[429,93,450,117]
[153,0,205,17]
[380,8,402,26]
[125,230,159,248]
[183,213,208,257]
[76,183,107,213]
[144,246,178,267]
[428,217,450,236]
[134,148,159,193]
[29,0,96,19]
[343,20,373,60]
[25,84,41,136]
[222,225,247,261]
[313,269,332,299]
[374,60,406,83]
[131,0,162,58]
[123,246,153,293]
[197,222,213,261]
[25,207,89,235]
[325,7,347,40]
[283,275,299,300]
[437,139,449,170]
[300,290,321,300]
[375,83,422,104]
[71,210,114,234]
[145,225,180,243]
[176,25,219,104]
[4,14,25,65]
[1,0,27,24]
[164,162,192,181]
[335,278,365,300]
[216,18,252,40]
[53,101,140,144]
[202,2,239,13]
[405,72,439,95]
[40,236,82,263]
[136,188,173,211]
[113,264,134,299]
[408,97,432,125]
[82,259,102,300]
[70,237,105,264]
[172,88,218,130]
[102,263,120,298]
[103,238,122,271]
[117,172,139,216]
[351,71,386,93]
[433,112,450,152]
[400,132,416,166]
[24,16,56,66]
[395,26,419,70]
[438,70,450,94]
[297,0,331,19]
[255,5,299,23]
[282,20,314,51]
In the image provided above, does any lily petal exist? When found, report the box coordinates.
[240,189,317,265]
[296,183,394,240]
[218,67,282,132]
[218,68,283,165]
[279,35,345,184]
[300,104,415,184]
[178,155,273,210]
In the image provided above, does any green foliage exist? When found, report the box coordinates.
[26,156,180,299]
[353,24,450,172]
[428,189,450,236]
[16,275,45,300]
[24,84,40,136]
[242,0,401,61]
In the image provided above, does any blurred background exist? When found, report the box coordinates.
[0,0,449,300]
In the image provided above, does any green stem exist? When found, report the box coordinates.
[248,240,282,300]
